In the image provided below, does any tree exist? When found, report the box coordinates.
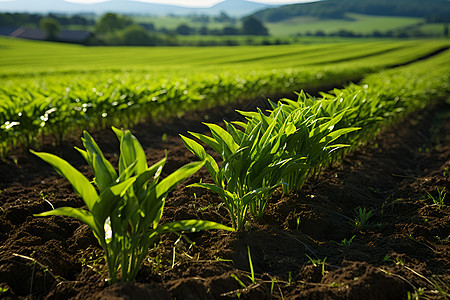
[241,16,268,36]
[199,26,209,35]
[222,26,239,35]
[121,25,154,46]
[96,13,130,33]
[40,17,60,41]
[176,24,192,35]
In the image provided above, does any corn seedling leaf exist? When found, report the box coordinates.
[180,135,219,181]
[34,207,99,238]
[30,150,98,211]
[155,219,234,234]
[114,127,148,175]
[156,161,205,199]
[78,130,118,190]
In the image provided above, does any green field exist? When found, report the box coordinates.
[266,13,423,36]
[1,37,449,155]
[418,23,449,36]
[1,33,450,299]
[1,37,448,76]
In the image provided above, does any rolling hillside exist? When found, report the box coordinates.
[252,0,450,22]
[0,0,273,16]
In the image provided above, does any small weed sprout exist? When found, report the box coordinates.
[407,288,425,300]
[296,216,301,231]
[247,246,256,285]
[0,286,9,295]
[306,254,327,277]
[384,254,405,266]
[352,207,373,231]
[230,273,247,289]
[427,187,446,209]
[229,246,257,291]
[270,278,275,296]
[339,235,355,246]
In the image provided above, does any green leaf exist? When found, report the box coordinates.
[78,131,118,191]
[30,150,98,211]
[241,186,277,206]
[92,176,137,225]
[225,121,244,145]
[34,207,99,237]
[189,131,223,159]
[155,219,234,234]
[205,123,239,155]
[109,176,137,197]
[181,135,219,181]
[236,110,260,121]
[116,160,138,182]
[156,161,205,199]
[285,123,296,136]
[231,121,248,130]
[113,127,147,175]
[319,127,360,145]
[189,182,229,198]
[135,157,166,191]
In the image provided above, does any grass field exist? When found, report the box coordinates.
[418,23,449,36]
[266,13,423,36]
[1,37,448,77]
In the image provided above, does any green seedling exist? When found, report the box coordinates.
[306,254,327,277]
[270,277,276,297]
[230,273,247,289]
[352,207,373,231]
[339,235,355,246]
[229,246,257,292]
[427,187,446,209]
[0,286,9,295]
[247,246,256,285]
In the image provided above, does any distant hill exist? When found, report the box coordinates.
[252,0,450,23]
[208,0,270,16]
[0,0,275,16]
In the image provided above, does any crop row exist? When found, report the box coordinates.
[31,50,450,284]
[0,65,371,156]
[182,49,450,230]
[2,41,450,156]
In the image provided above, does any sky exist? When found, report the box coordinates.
[62,0,312,7]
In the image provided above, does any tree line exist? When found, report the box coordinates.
[0,12,269,46]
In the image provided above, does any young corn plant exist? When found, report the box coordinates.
[181,111,304,230]
[31,127,233,284]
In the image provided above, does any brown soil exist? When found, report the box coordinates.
[0,96,449,299]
